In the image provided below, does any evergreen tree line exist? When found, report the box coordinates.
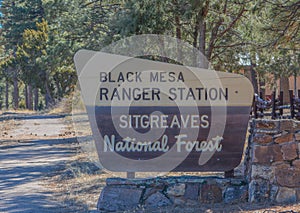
[0,0,299,110]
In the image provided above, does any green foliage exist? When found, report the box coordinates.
[264,0,299,48]
[111,0,171,36]
[16,19,48,86]
[0,0,299,110]
[0,0,44,48]
[244,0,300,79]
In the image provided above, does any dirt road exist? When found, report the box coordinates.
[0,113,77,213]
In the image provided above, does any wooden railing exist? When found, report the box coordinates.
[252,90,300,120]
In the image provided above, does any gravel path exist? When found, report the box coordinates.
[0,114,77,213]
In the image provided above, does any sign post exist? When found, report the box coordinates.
[74,50,253,174]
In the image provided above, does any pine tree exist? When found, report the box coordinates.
[0,0,44,109]
[16,19,48,109]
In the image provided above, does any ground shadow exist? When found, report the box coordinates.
[0,134,89,212]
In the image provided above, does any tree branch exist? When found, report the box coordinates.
[218,7,246,38]
[214,42,252,48]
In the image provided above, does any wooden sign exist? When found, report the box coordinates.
[74,50,254,172]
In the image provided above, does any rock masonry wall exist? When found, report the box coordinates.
[247,119,300,203]
[97,177,248,212]
[97,119,300,211]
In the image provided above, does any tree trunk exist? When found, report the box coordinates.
[294,73,297,97]
[45,93,48,109]
[13,69,19,110]
[27,84,33,110]
[54,76,62,99]
[5,78,9,110]
[193,18,199,49]
[0,85,2,110]
[192,15,199,66]
[45,81,53,109]
[250,64,259,95]
[198,17,206,57]
[25,85,29,109]
[259,78,266,99]
[34,87,39,111]
[196,16,208,69]
[280,76,290,104]
[175,15,182,63]
[197,0,209,68]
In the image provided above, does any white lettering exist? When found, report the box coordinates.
[103,135,170,152]
[118,114,210,129]
[104,134,223,153]
[119,115,127,128]
[176,134,223,152]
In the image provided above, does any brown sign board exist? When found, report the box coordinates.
[75,50,254,172]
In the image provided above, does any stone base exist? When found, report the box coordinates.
[97,176,248,212]
[248,119,300,204]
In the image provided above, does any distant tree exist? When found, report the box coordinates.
[263,0,299,48]
[109,0,251,71]
[247,0,300,100]
[1,0,80,109]
[16,19,48,110]
[0,0,298,110]
[0,0,44,109]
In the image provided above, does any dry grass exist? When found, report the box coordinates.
[48,151,111,212]
[0,109,37,115]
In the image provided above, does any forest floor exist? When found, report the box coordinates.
[0,110,300,213]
